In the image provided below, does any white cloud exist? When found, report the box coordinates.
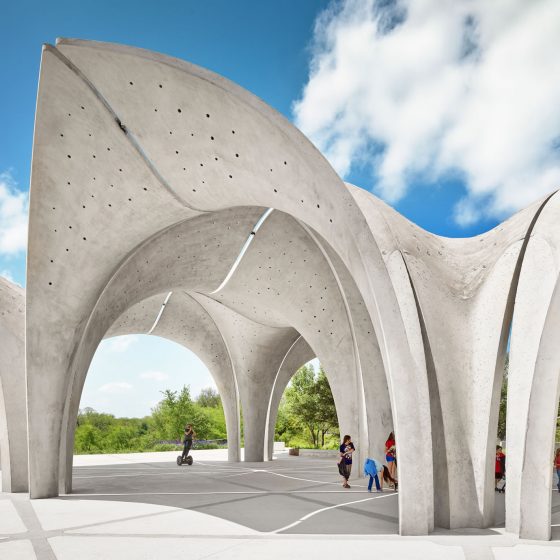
[98,381,133,394]
[0,171,28,253]
[294,0,560,225]
[106,335,138,352]
[139,370,169,381]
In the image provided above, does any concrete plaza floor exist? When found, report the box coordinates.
[1,449,559,559]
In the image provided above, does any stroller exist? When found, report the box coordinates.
[495,475,506,493]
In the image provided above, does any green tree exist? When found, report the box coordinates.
[283,364,338,448]
[315,367,339,446]
[196,387,221,408]
[74,424,103,453]
[497,355,508,441]
[151,386,211,441]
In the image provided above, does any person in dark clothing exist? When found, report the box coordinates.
[181,424,195,461]
[339,434,355,488]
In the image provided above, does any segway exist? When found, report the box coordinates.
[177,454,193,466]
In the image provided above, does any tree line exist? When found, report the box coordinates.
[74,363,340,454]
[75,357,559,455]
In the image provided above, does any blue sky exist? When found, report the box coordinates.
[2,0,558,416]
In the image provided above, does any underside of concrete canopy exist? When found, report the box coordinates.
[23,38,560,540]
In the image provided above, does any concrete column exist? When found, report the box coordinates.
[191,294,300,462]
[506,192,560,540]
[0,278,27,493]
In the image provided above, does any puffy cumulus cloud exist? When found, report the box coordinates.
[294,0,560,225]
[139,370,169,381]
[98,382,132,394]
[0,172,28,253]
[105,335,138,352]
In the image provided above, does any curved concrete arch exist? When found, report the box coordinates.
[348,184,553,529]
[110,290,241,465]
[506,190,560,540]
[188,293,301,462]
[0,278,27,492]
[59,289,242,493]
[54,207,263,494]
[48,41,437,534]
[28,39,459,536]
[208,209,394,472]
[263,336,315,462]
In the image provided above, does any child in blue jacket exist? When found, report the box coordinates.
[364,458,382,492]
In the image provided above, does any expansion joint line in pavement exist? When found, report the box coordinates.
[9,497,57,560]
[270,493,397,534]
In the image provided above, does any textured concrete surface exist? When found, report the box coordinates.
[1,451,559,560]
[0,278,27,492]
[15,37,560,541]
[26,39,431,535]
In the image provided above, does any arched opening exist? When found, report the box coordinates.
[490,327,512,529]
[273,359,340,452]
[269,357,400,534]
[42,205,403,536]
[73,335,226,457]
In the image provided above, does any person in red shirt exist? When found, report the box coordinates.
[495,445,506,491]
[554,448,560,493]
[385,432,397,482]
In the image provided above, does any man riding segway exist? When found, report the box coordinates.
[177,423,195,466]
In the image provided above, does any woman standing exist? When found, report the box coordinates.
[339,434,355,489]
[385,431,397,482]
[554,448,560,493]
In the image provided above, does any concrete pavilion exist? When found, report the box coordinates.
[0,39,559,540]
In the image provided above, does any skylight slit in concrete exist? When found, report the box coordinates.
[210,208,274,295]
[147,291,172,334]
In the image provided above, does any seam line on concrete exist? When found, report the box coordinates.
[10,498,57,560]
[45,44,207,213]
[271,493,396,534]
[147,292,173,334]
[209,208,274,294]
